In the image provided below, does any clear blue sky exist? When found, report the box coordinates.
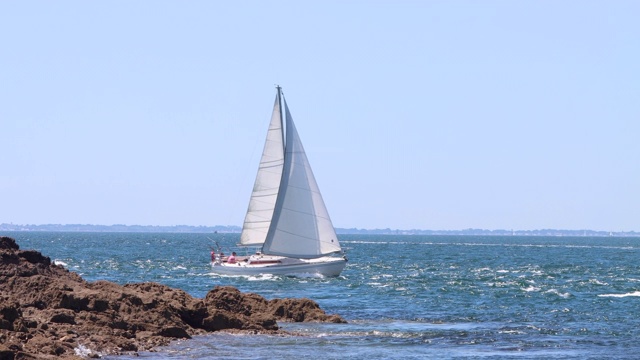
[1,1,638,231]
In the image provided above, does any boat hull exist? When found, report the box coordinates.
[210,255,347,277]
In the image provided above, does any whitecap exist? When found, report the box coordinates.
[289,272,325,279]
[522,286,540,292]
[544,289,571,298]
[247,274,278,281]
[598,291,640,298]
[589,279,608,286]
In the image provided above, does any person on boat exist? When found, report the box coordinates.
[210,250,216,262]
[228,252,237,264]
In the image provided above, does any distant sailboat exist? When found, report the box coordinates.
[211,86,347,276]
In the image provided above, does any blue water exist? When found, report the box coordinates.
[7,232,640,359]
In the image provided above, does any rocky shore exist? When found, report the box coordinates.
[0,236,346,359]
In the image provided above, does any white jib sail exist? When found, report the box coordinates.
[239,94,285,246]
[261,97,342,258]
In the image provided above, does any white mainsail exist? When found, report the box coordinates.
[261,94,342,258]
[239,94,285,246]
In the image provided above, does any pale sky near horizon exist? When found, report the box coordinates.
[1,1,638,231]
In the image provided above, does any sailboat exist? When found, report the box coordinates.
[211,86,347,276]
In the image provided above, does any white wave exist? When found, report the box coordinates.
[211,272,323,281]
[74,345,90,357]
[74,344,100,357]
[209,273,272,280]
[287,272,325,279]
[544,289,571,298]
[598,291,640,298]
[53,259,68,267]
[589,279,608,286]
[522,286,540,292]
[367,282,390,288]
[248,274,278,281]
[487,281,518,287]
[370,274,393,280]
[370,329,417,338]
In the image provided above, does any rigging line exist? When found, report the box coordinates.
[281,183,324,195]
[279,206,333,221]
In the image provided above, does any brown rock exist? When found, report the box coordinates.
[268,298,347,323]
[0,236,346,358]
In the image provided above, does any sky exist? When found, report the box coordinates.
[1,1,638,232]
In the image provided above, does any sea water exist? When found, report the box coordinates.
[7,232,640,359]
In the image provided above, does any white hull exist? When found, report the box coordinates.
[211,254,347,277]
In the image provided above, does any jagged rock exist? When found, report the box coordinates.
[268,298,347,323]
[50,311,76,324]
[0,236,18,250]
[0,236,346,359]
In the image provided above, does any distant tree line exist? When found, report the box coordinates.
[0,223,241,233]
[2,223,638,237]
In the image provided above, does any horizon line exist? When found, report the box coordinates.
[1,223,638,234]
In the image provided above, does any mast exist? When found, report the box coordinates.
[276,85,285,151]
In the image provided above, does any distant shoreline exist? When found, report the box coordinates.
[1,223,638,237]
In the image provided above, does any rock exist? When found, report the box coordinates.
[156,326,190,339]
[268,298,347,323]
[203,286,347,326]
[0,236,18,250]
[50,311,76,324]
[0,236,346,358]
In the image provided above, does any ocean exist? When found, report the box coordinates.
[6,232,640,359]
